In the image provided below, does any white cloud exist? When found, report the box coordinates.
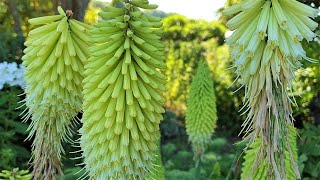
[149,0,226,20]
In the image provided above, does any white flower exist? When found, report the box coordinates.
[0,61,25,90]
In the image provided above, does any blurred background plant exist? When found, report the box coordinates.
[0,0,320,179]
[0,168,31,180]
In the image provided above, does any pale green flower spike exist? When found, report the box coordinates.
[186,61,217,161]
[22,6,91,179]
[223,0,319,179]
[241,125,298,180]
[80,0,166,179]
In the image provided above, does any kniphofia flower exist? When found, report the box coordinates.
[223,0,318,179]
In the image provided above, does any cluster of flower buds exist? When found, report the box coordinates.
[223,0,318,179]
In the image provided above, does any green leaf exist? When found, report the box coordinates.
[241,125,298,179]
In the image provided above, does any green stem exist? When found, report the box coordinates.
[195,160,202,179]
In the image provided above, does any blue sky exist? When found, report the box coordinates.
[99,0,227,21]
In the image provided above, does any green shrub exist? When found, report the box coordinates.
[165,169,195,180]
[298,123,320,179]
[0,86,29,170]
[162,143,177,158]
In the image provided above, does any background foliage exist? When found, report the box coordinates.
[0,0,320,179]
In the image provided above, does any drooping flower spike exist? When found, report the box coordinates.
[80,0,166,179]
[186,60,217,162]
[223,0,318,179]
[22,6,91,179]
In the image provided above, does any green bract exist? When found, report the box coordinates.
[223,0,318,179]
[22,6,91,179]
[186,61,217,161]
[148,133,165,180]
[80,0,166,179]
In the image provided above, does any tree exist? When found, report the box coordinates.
[54,0,90,21]
[6,0,24,42]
